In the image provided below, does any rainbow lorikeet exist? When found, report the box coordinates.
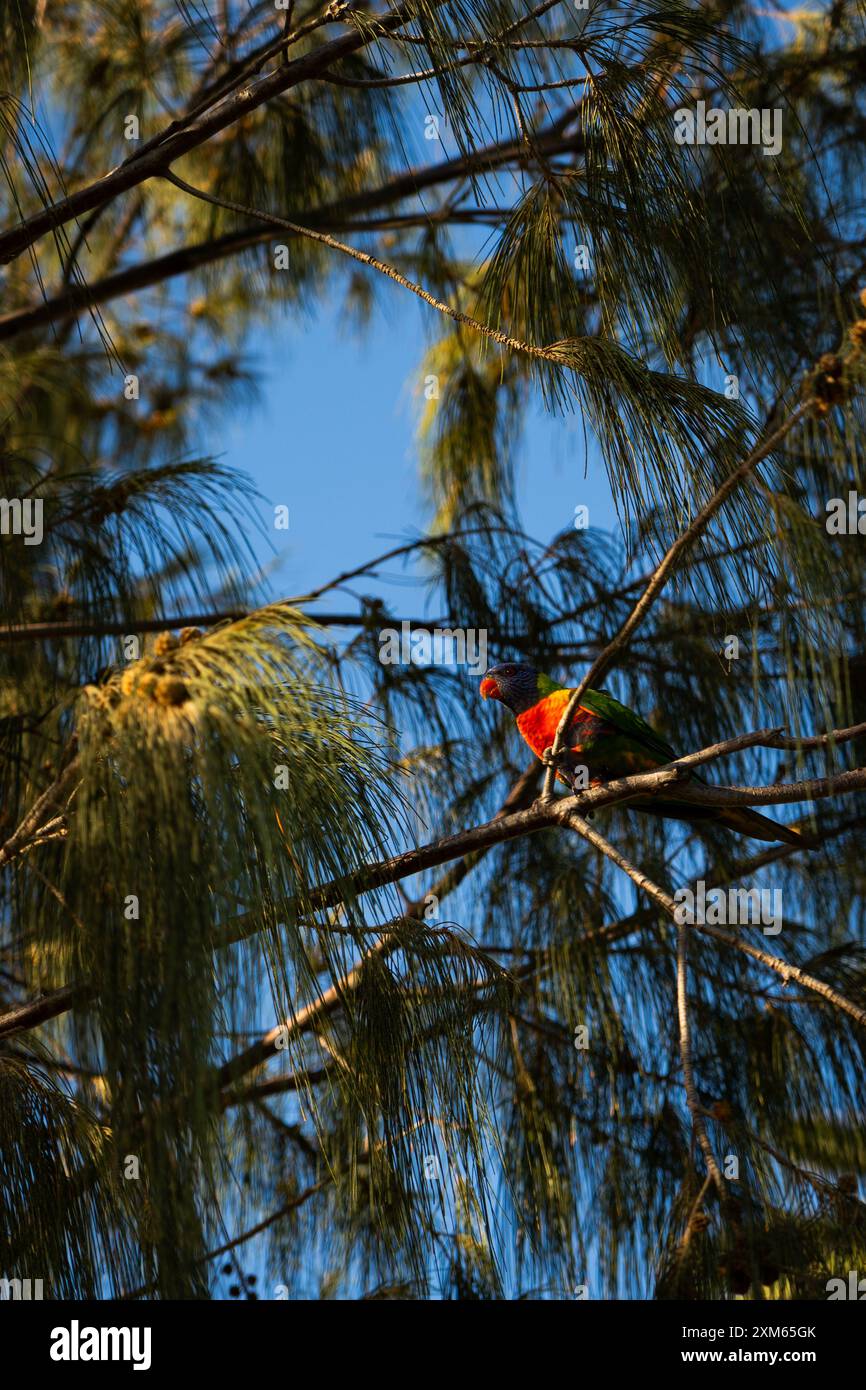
[479,662,807,846]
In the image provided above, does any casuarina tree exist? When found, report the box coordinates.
[2,0,866,1300]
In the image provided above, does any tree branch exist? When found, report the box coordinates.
[2,726,863,1043]
[0,4,419,266]
[214,761,539,1092]
[163,169,588,370]
[0,124,583,343]
[540,397,815,799]
[0,756,80,871]
[692,922,866,1031]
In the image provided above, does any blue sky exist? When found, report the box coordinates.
[207,266,626,1301]
[214,289,620,618]
[204,87,624,623]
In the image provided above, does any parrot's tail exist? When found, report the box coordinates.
[714,806,812,847]
[639,797,813,847]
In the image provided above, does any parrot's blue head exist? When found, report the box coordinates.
[480,662,542,715]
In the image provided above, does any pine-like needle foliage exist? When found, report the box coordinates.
[2,0,866,1302]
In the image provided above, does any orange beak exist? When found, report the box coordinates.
[479,676,500,701]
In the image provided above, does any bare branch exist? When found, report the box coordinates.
[0,982,91,1038]
[556,805,678,916]
[692,922,866,1030]
[0,756,80,871]
[163,169,587,370]
[3,727,863,1044]
[0,125,582,343]
[0,4,417,266]
[540,398,815,799]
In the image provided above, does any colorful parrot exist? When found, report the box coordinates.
[479,662,807,846]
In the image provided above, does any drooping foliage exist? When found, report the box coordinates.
[2,0,866,1301]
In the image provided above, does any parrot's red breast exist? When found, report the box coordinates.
[515,689,592,761]
[481,663,811,844]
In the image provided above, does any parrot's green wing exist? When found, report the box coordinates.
[578,686,678,765]
[570,682,807,845]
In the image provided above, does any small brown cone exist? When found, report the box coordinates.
[849,320,866,352]
[154,676,190,707]
[153,631,180,657]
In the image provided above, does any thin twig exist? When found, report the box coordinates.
[676,924,725,1192]
[692,922,866,1030]
[561,807,866,1031]
[0,122,584,343]
[0,756,80,870]
[541,398,815,799]
[163,169,588,371]
[3,734,864,1041]
[120,1179,330,1299]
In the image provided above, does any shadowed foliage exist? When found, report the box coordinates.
[1,0,866,1301]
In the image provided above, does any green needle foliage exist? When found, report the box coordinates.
[2,0,866,1302]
